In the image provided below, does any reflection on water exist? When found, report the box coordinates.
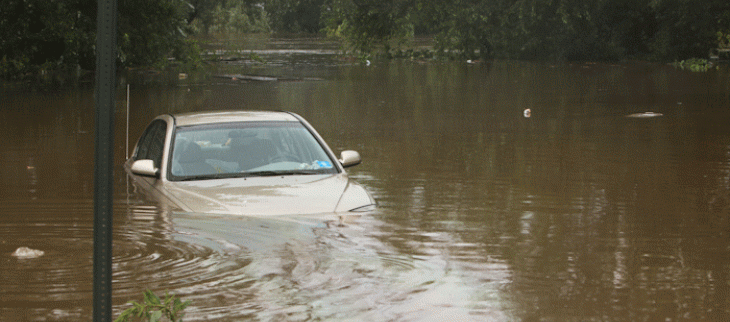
[2,42,730,320]
[161,212,505,321]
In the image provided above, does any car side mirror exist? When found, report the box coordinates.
[339,150,362,168]
[130,159,159,177]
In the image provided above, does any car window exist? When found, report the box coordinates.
[168,121,337,180]
[134,119,167,169]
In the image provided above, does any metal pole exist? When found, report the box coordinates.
[94,0,117,320]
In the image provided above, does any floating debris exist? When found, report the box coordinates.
[523,108,531,118]
[215,74,278,82]
[214,74,324,82]
[12,247,44,259]
[626,112,663,118]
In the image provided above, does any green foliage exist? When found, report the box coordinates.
[718,31,730,49]
[322,0,415,54]
[672,58,715,72]
[0,0,202,78]
[317,0,730,62]
[647,0,727,61]
[266,0,325,33]
[424,0,627,61]
[118,0,199,68]
[188,0,271,35]
[4,0,730,78]
[423,0,500,60]
[0,0,96,77]
[115,290,191,322]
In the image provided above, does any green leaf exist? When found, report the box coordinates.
[164,293,174,306]
[132,301,145,312]
[114,309,132,322]
[147,290,161,305]
[179,300,191,311]
[149,310,163,322]
[136,306,146,318]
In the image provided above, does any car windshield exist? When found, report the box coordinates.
[168,121,337,181]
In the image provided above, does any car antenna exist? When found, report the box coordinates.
[126,83,130,159]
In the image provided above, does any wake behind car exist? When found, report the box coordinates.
[124,111,375,215]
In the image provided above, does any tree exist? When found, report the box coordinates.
[188,0,270,35]
[118,0,198,67]
[423,0,730,61]
[322,0,415,54]
[3,0,730,79]
[421,0,501,59]
[266,0,325,34]
[0,0,200,78]
[648,0,730,61]
[0,0,96,76]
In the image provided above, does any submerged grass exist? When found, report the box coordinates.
[115,290,190,322]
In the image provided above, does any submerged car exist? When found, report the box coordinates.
[124,111,375,215]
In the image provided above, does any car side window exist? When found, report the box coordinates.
[134,120,167,169]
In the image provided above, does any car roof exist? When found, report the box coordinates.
[172,111,299,127]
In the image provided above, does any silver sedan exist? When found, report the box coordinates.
[124,111,375,215]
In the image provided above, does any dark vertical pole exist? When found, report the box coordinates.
[94,0,117,320]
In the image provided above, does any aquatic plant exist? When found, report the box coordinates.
[115,290,190,322]
[672,58,715,72]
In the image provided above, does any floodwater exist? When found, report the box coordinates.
[2,39,730,321]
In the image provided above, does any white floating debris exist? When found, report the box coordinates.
[523,108,531,118]
[626,112,663,118]
[12,247,44,259]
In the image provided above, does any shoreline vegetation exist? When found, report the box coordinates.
[2,0,730,80]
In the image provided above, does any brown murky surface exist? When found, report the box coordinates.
[2,44,730,321]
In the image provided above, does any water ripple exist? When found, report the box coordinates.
[1,198,508,321]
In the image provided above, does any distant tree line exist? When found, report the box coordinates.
[319,0,730,61]
[2,0,729,78]
[1,0,269,78]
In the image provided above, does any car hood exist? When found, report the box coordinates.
[163,173,373,215]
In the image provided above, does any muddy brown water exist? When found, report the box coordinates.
[2,47,730,321]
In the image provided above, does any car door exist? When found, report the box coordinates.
[134,119,167,170]
[130,119,169,194]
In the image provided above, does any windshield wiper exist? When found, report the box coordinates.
[243,170,322,177]
[178,170,325,180]
[178,173,233,181]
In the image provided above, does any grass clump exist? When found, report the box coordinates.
[115,290,190,322]
[672,58,715,72]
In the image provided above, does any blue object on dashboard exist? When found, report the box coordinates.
[317,161,332,168]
